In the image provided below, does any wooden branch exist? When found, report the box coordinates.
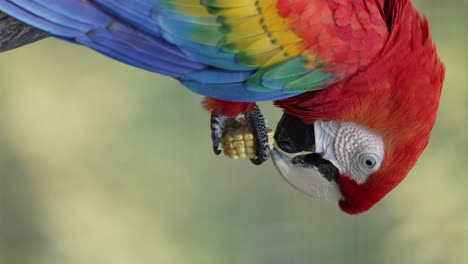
[0,12,48,53]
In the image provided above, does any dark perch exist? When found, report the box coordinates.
[0,12,48,53]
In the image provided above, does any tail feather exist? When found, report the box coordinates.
[0,11,48,53]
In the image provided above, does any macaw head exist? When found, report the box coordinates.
[272,2,445,214]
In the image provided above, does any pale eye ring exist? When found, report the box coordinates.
[360,155,377,169]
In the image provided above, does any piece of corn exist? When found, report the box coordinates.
[221,118,274,160]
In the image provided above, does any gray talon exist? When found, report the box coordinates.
[210,113,225,155]
[244,105,271,165]
[209,105,270,165]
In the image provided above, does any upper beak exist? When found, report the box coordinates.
[272,113,342,200]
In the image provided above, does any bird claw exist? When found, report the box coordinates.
[210,104,271,165]
[210,113,226,155]
[244,105,271,165]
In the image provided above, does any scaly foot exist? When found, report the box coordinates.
[210,104,271,165]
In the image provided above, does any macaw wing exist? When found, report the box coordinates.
[149,0,335,93]
[0,0,388,101]
[0,0,205,78]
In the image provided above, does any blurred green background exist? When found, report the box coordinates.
[1,1,467,264]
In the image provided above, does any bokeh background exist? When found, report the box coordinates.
[1,1,467,264]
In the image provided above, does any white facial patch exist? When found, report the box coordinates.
[314,121,385,184]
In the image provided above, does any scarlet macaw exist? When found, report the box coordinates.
[0,0,444,214]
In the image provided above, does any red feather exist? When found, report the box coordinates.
[278,0,389,77]
[276,0,445,214]
[202,98,255,118]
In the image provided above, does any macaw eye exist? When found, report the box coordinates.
[360,155,377,169]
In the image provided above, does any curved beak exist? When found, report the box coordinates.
[272,113,342,200]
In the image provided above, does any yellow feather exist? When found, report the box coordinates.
[258,0,276,16]
[161,0,307,68]
[226,16,265,33]
[271,31,304,46]
[262,44,306,67]
[217,6,259,17]
[243,37,278,54]
[222,34,267,50]
[205,0,259,8]
[261,50,290,67]
[236,49,280,66]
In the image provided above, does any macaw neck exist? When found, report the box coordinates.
[273,81,349,125]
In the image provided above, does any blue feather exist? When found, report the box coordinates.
[1,2,84,37]
[91,0,161,36]
[0,0,312,102]
[182,81,300,102]
[181,69,253,84]
[161,32,254,71]
[12,0,111,32]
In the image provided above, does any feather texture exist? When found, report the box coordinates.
[0,0,389,101]
[0,0,445,215]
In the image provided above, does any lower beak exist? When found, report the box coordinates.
[272,149,342,200]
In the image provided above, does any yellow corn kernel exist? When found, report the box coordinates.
[221,118,275,160]
[243,133,254,140]
[226,148,237,155]
[223,142,234,149]
[235,147,246,154]
[245,147,254,154]
[233,141,244,147]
